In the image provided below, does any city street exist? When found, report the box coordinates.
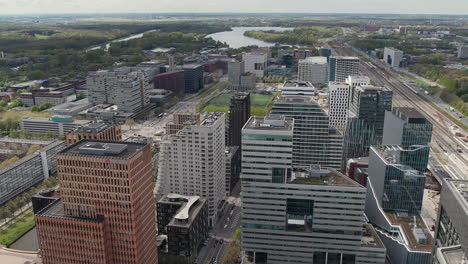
[197,182,241,264]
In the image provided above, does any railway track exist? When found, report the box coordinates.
[336,47,468,178]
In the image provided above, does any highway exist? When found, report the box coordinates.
[335,46,468,180]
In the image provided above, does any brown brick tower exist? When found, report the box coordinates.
[35,141,158,264]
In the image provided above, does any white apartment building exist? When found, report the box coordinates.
[156,113,226,226]
[242,52,268,78]
[328,82,350,131]
[298,56,328,85]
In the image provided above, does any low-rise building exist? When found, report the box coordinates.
[20,116,91,136]
[346,157,369,187]
[157,194,208,264]
[45,99,93,116]
[0,141,66,205]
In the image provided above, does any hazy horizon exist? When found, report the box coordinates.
[0,0,467,16]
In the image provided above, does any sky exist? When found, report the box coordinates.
[0,0,467,15]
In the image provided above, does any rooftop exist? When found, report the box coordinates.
[445,179,468,210]
[373,145,428,169]
[22,115,90,125]
[72,122,114,134]
[391,107,430,124]
[36,199,104,223]
[289,166,362,187]
[159,193,206,228]
[385,211,433,251]
[300,56,327,64]
[282,81,314,88]
[199,112,224,126]
[275,95,315,105]
[356,85,391,92]
[361,224,385,248]
[45,99,91,112]
[244,115,293,131]
[331,56,360,60]
[439,245,466,264]
[60,140,146,159]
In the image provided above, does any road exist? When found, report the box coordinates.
[122,82,227,140]
[196,182,241,264]
[335,46,468,180]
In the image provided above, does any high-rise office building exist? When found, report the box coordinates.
[241,115,386,264]
[368,145,427,213]
[298,56,328,85]
[319,47,332,61]
[271,95,343,169]
[328,56,360,82]
[228,60,245,90]
[156,113,225,225]
[458,45,468,59]
[365,145,433,264]
[433,178,468,264]
[344,85,393,163]
[328,81,350,131]
[35,141,158,264]
[87,67,153,113]
[242,52,268,78]
[227,92,251,147]
[382,108,433,147]
[182,64,204,93]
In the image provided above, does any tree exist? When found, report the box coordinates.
[0,207,9,223]
[125,119,136,130]
[76,92,85,100]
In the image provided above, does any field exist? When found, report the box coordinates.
[201,93,275,116]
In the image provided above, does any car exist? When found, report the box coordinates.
[220,239,224,244]
[157,113,164,118]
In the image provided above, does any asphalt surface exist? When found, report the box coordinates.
[196,182,241,264]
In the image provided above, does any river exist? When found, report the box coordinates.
[86,29,159,52]
[206,27,293,49]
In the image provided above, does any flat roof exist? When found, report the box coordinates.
[385,211,433,252]
[60,140,146,159]
[244,115,293,131]
[361,224,385,248]
[275,95,315,105]
[289,166,362,187]
[356,85,391,92]
[393,107,425,119]
[182,64,203,69]
[72,122,113,134]
[372,145,428,170]
[282,81,314,88]
[36,199,104,223]
[445,179,468,210]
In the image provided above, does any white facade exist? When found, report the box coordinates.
[298,56,328,85]
[242,52,267,78]
[346,75,371,88]
[383,47,404,67]
[156,113,226,226]
[458,46,468,59]
[241,115,386,264]
[281,81,315,96]
[328,82,351,131]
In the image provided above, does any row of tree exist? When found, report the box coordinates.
[0,176,58,224]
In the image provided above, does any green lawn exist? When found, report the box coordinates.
[0,211,35,247]
[201,93,275,116]
[34,34,50,39]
